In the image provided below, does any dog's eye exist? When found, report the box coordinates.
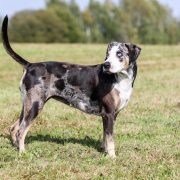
[117,52,122,57]
[106,53,109,58]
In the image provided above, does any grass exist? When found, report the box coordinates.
[0,43,180,179]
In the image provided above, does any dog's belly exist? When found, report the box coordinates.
[52,84,100,115]
[73,99,101,115]
[53,95,101,116]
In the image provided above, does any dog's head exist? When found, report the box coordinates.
[103,42,141,74]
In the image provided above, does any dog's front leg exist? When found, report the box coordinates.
[102,112,116,158]
[101,113,118,151]
[101,131,105,150]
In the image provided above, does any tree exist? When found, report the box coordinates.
[47,6,82,42]
[120,0,179,44]
[46,0,83,42]
[88,0,119,43]
[82,8,93,43]
[68,0,86,42]
[9,10,69,43]
[46,0,68,8]
[69,0,81,18]
[9,6,83,43]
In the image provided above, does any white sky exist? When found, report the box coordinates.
[0,0,179,19]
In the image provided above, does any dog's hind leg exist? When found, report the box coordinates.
[10,106,24,146]
[10,119,20,146]
[16,98,45,153]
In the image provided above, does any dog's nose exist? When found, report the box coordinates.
[103,61,110,70]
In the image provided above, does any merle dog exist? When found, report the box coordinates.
[2,16,141,157]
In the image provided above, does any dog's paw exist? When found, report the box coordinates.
[18,147,25,154]
[108,153,116,158]
[106,148,116,158]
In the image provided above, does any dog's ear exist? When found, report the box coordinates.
[125,43,141,62]
[107,42,114,52]
[105,43,114,61]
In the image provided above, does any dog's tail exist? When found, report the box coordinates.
[1,15,29,68]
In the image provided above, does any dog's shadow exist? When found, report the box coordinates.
[5,134,103,153]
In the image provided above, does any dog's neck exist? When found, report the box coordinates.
[113,64,135,113]
[116,64,134,83]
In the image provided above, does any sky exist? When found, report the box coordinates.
[0,0,180,19]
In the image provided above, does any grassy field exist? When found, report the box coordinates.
[0,43,180,179]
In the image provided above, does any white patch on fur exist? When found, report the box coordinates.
[63,64,68,68]
[39,100,44,110]
[21,85,27,102]
[19,69,26,89]
[104,46,123,73]
[78,101,87,111]
[19,69,27,102]
[114,68,134,113]
[105,134,115,157]
[38,77,44,87]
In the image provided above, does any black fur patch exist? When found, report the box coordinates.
[46,62,67,78]
[23,63,46,91]
[55,79,65,91]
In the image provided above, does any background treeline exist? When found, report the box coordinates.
[0,0,180,44]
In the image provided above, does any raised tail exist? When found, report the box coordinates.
[1,15,29,68]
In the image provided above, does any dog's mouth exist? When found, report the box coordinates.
[103,66,113,74]
[103,68,119,74]
[103,69,112,74]
[103,67,129,74]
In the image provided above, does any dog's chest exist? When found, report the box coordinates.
[113,74,133,113]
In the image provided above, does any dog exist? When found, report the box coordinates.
[1,15,141,157]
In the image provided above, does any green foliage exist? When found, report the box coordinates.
[69,0,81,18]
[4,0,180,44]
[83,9,93,27]
[9,10,69,43]
[9,0,83,43]
[120,0,179,44]
[89,0,119,43]
[46,0,68,8]
[47,6,82,43]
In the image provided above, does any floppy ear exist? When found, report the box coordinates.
[125,43,141,62]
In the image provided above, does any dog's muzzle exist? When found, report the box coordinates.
[103,61,110,71]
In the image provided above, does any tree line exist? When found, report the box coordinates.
[0,0,179,44]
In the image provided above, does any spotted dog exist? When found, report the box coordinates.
[2,16,141,157]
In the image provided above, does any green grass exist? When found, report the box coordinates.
[0,43,180,179]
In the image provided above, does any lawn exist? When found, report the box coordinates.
[0,43,180,179]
